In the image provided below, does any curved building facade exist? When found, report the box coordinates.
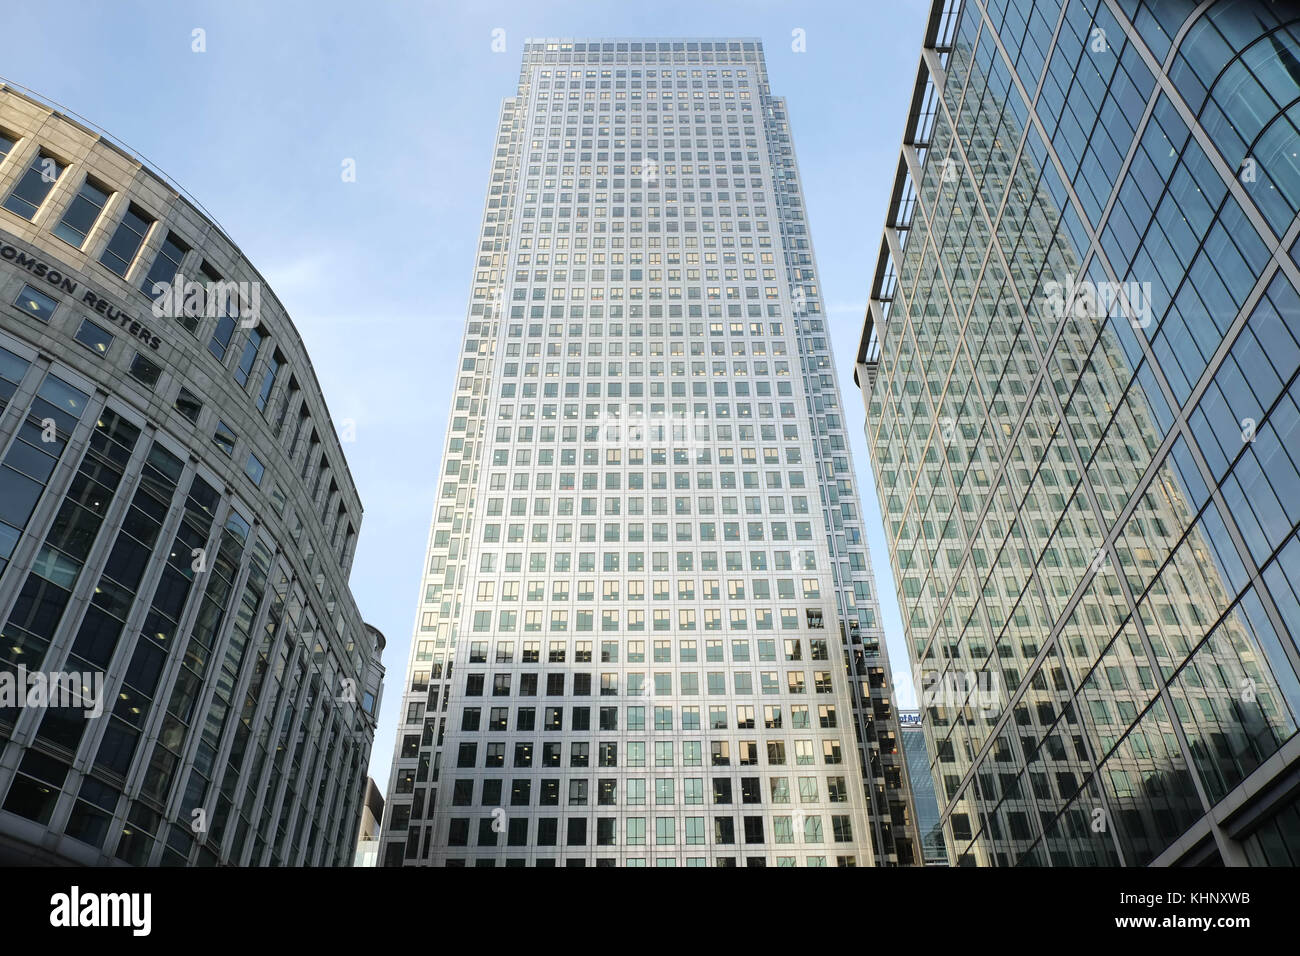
[0,84,384,866]
[859,0,1300,865]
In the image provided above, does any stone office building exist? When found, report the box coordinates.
[0,83,384,866]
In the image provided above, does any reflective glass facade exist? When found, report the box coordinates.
[859,0,1300,865]
[381,37,921,867]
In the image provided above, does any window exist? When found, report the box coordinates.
[128,352,161,389]
[208,314,236,362]
[53,179,110,248]
[257,351,282,412]
[4,152,65,220]
[0,130,13,162]
[99,204,153,277]
[13,284,56,322]
[140,231,189,296]
[174,386,202,423]
[245,453,265,486]
[213,420,236,456]
[73,317,112,356]
[234,327,263,386]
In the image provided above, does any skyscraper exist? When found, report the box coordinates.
[381,37,920,867]
[857,0,1300,865]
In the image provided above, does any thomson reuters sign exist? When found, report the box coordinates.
[1,240,163,349]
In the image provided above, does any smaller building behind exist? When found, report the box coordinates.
[899,710,947,866]
[354,778,384,868]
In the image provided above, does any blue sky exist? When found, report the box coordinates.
[5,0,931,791]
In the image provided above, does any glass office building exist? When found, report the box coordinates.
[857,0,1300,865]
[381,38,921,866]
[0,84,385,866]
